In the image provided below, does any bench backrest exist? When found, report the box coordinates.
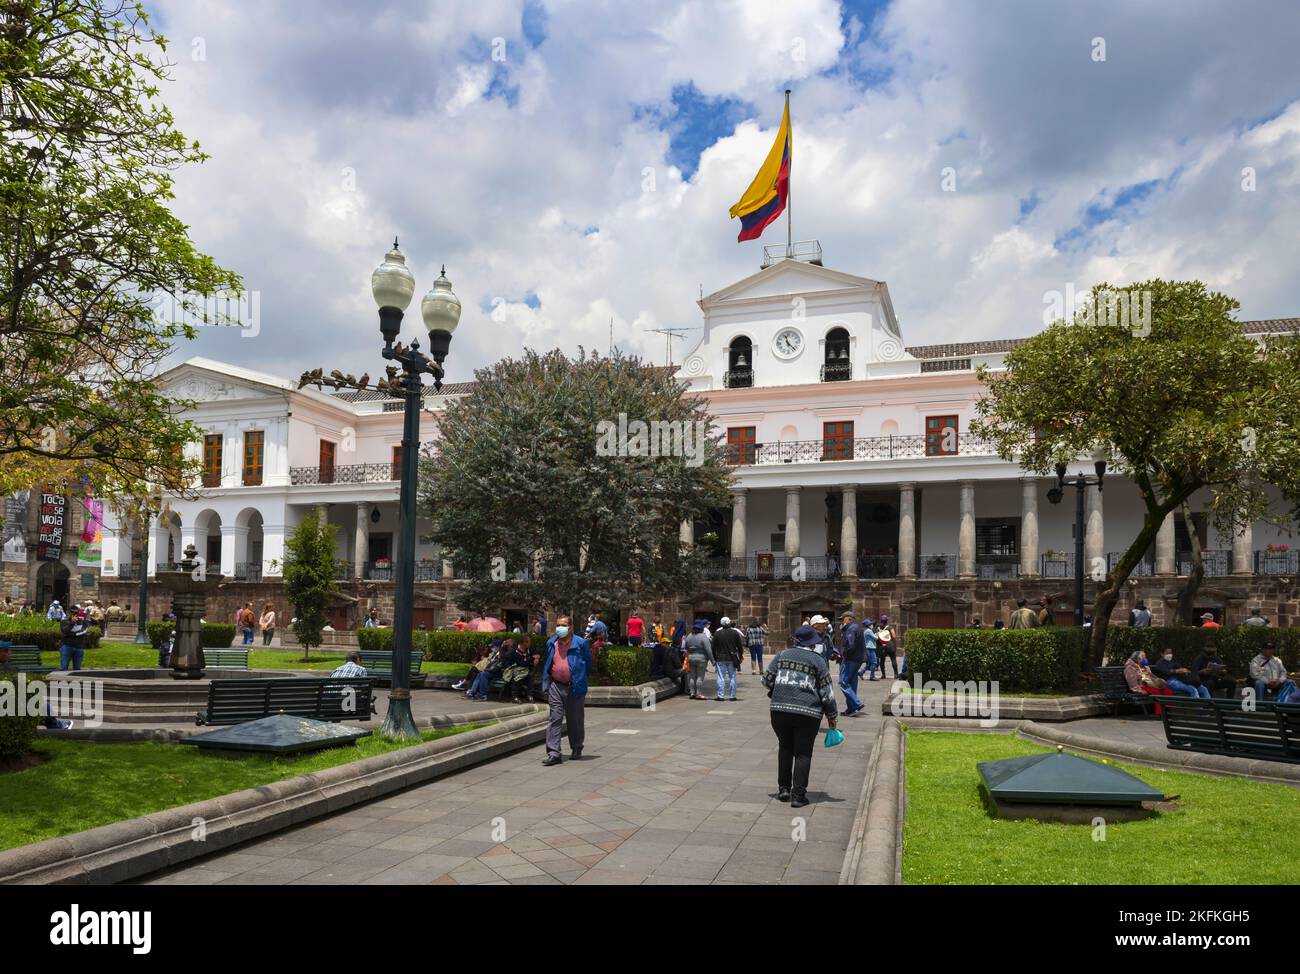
[204,650,250,669]
[203,678,374,724]
[1,646,42,667]
[1162,697,1300,760]
[1094,666,1133,699]
[358,651,423,674]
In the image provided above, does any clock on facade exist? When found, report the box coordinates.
[773,327,803,358]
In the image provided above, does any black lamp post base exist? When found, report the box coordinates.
[380,692,421,740]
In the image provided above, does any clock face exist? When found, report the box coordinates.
[773,328,803,358]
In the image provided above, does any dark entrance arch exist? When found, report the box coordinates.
[36,561,70,611]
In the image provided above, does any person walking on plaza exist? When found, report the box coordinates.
[809,614,834,658]
[837,610,866,716]
[259,603,277,646]
[625,610,645,646]
[362,607,382,628]
[46,599,65,622]
[711,616,744,701]
[238,601,256,645]
[1009,597,1038,629]
[875,614,898,678]
[763,625,839,808]
[1243,607,1269,627]
[746,618,769,675]
[684,621,713,699]
[541,616,592,765]
[1250,641,1297,703]
[860,618,879,681]
[1128,600,1152,627]
[1036,596,1054,627]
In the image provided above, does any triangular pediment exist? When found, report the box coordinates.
[702,260,884,307]
[161,358,297,403]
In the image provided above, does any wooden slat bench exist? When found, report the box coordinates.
[203,649,250,670]
[1161,697,1300,763]
[358,651,426,688]
[0,645,56,675]
[1094,666,1160,715]
[195,677,376,726]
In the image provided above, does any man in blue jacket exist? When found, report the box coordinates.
[837,611,866,716]
[541,615,592,766]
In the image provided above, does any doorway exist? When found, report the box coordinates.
[36,561,70,610]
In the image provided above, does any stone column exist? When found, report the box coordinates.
[442,559,454,580]
[1020,477,1040,577]
[261,524,286,577]
[1085,484,1104,575]
[1155,513,1175,575]
[730,489,748,561]
[1232,519,1254,576]
[679,519,694,548]
[840,485,858,577]
[147,522,170,576]
[783,487,802,559]
[101,524,122,578]
[220,524,245,578]
[354,503,370,579]
[898,482,916,578]
[958,480,976,579]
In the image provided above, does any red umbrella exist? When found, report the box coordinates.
[466,616,506,632]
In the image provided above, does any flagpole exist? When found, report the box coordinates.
[785,88,792,257]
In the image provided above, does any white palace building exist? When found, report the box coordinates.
[99,245,1300,636]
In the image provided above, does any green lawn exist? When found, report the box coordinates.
[46,642,465,675]
[903,731,1300,884]
[0,724,482,852]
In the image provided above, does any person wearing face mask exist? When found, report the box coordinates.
[1150,647,1210,698]
[540,616,593,766]
[1124,650,1173,714]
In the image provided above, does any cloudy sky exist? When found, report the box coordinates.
[149,0,1300,384]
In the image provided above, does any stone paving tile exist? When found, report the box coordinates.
[291,862,390,884]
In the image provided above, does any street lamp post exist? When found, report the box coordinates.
[1046,458,1106,626]
[133,504,151,645]
[370,241,461,739]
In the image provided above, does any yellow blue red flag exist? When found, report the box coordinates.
[728,98,791,242]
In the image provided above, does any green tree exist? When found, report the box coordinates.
[421,349,732,617]
[282,508,337,661]
[0,0,241,499]
[972,280,1300,667]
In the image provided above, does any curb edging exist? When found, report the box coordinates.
[838,717,903,885]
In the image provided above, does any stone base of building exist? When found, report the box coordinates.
[97,575,1300,651]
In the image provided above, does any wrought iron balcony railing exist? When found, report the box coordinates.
[1256,549,1299,575]
[723,434,996,466]
[723,368,754,389]
[919,553,957,579]
[1107,552,1154,576]
[233,562,263,582]
[290,463,398,485]
[1178,549,1232,577]
[820,360,852,382]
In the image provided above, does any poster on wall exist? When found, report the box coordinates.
[77,496,104,568]
[2,491,29,563]
[36,492,67,562]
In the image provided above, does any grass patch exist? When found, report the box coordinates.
[44,642,465,675]
[903,731,1300,884]
[0,723,486,853]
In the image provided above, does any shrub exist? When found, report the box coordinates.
[0,619,100,653]
[600,647,653,687]
[1106,626,1300,677]
[146,621,173,650]
[903,628,1087,694]
[353,628,529,663]
[200,623,236,648]
[356,626,392,653]
[0,672,40,759]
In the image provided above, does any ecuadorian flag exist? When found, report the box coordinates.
[728,99,791,242]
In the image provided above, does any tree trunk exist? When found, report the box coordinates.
[1086,511,1167,669]
[1174,502,1204,625]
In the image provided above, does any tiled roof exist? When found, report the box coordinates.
[905,318,1296,359]
[327,365,674,404]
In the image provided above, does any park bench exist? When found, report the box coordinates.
[195,677,376,726]
[488,668,540,702]
[1094,666,1161,716]
[1161,696,1300,763]
[0,645,56,675]
[358,651,426,688]
[203,649,250,670]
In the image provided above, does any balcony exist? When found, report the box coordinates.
[723,368,754,389]
[976,560,1020,579]
[290,463,398,486]
[332,561,355,581]
[366,561,393,581]
[857,555,898,578]
[701,555,834,581]
[1256,549,1299,575]
[233,562,263,582]
[1040,555,1074,578]
[724,434,996,466]
[1178,549,1231,577]
[919,554,957,579]
[762,239,823,268]
[1107,551,1154,576]
[819,360,852,383]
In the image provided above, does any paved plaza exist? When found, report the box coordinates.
[142,673,891,886]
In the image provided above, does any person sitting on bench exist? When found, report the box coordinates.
[1191,643,1235,699]
[331,650,368,678]
[1250,642,1298,703]
[1124,650,1172,714]
[499,638,533,703]
[1151,647,1210,698]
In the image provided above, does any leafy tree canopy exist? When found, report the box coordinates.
[283,508,337,658]
[421,348,732,615]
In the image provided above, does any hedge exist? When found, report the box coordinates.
[0,619,101,654]
[1105,626,1300,676]
[143,621,237,650]
[598,647,653,687]
[903,628,1088,694]
[355,628,544,663]
[0,671,40,759]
